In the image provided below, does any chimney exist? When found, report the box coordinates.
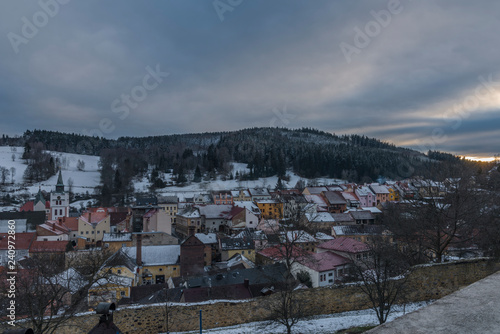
[63,216,66,222]
[244,278,249,289]
[136,234,142,267]
[125,213,131,232]
[53,222,56,231]
[89,212,92,224]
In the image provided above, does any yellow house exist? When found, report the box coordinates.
[78,211,111,247]
[387,187,400,201]
[176,206,202,238]
[256,200,283,220]
[89,244,181,304]
[219,237,255,262]
[102,232,133,253]
[88,250,137,306]
[121,244,181,285]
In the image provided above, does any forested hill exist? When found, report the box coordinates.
[2,128,458,184]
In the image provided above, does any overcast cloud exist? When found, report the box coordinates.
[0,0,499,158]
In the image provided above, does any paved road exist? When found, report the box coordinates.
[367,270,500,334]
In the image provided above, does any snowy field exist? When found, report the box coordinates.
[166,301,432,334]
[0,146,100,196]
[0,146,346,202]
[135,162,345,196]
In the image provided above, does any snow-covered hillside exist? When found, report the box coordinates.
[0,146,100,196]
[0,146,346,202]
[134,161,344,198]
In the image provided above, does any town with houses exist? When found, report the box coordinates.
[1,164,490,319]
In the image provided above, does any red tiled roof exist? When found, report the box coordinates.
[62,217,78,231]
[257,245,312,261]
[29,240,68,253]
[20,201,34,212]
[0,232,36,250]
[80,211,108,224]
[228,206,245,219]
[110,212,129,226]
[317,237,369,254]
[20,201,50,212]
[299,251,351,272]
[37,221,71,235]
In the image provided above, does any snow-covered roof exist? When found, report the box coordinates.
[355,186,375,197]
[283,230,317,243]
[233,201,261,214]
[248,188,271,197]
[197,204,233,219]
[349,210,374,221]
[177,206,201,219]
[122,245,180,266]
[315,232,335,241]
[255,199,280,204]
[304,194,328,207]
[357,207,382,214]
[103,232,132,242]
[369,184,390,194]
[91,275,134,288]
[195,232,218,244]
[341,192,360,202]
[46,267,87,294]
[306,212,335,223]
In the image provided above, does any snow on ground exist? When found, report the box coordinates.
[0,146,100,197]
[166,301,432,334]
[0,146,27,184]
[137,162,346,196]
[1,147,345,199]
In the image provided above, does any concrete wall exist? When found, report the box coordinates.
[4,259,499,334]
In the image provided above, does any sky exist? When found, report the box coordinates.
[0,1,499,159]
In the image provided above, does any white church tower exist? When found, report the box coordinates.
[50,170,69,220]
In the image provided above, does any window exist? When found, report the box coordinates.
[86,231,89,234]
[91,231,94,234]
[173,267,176,270]
[120,291,125,296]
[329,279,333,283]
[117,269,122,274]
[328,273,333,277]
[97,230,100,234]
[159,268,163,272]
[80,231,83,235]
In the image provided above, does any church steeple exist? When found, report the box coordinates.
[56,169,64,193]
[35,186,45,204]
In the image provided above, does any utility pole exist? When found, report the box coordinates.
[199,309,203,334]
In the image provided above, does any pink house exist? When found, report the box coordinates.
[355,186,376,207]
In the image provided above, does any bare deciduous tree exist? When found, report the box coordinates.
[349,239,411,325]
[385,166,488,263]
[1,248,112,334]
[261,212,315,334]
